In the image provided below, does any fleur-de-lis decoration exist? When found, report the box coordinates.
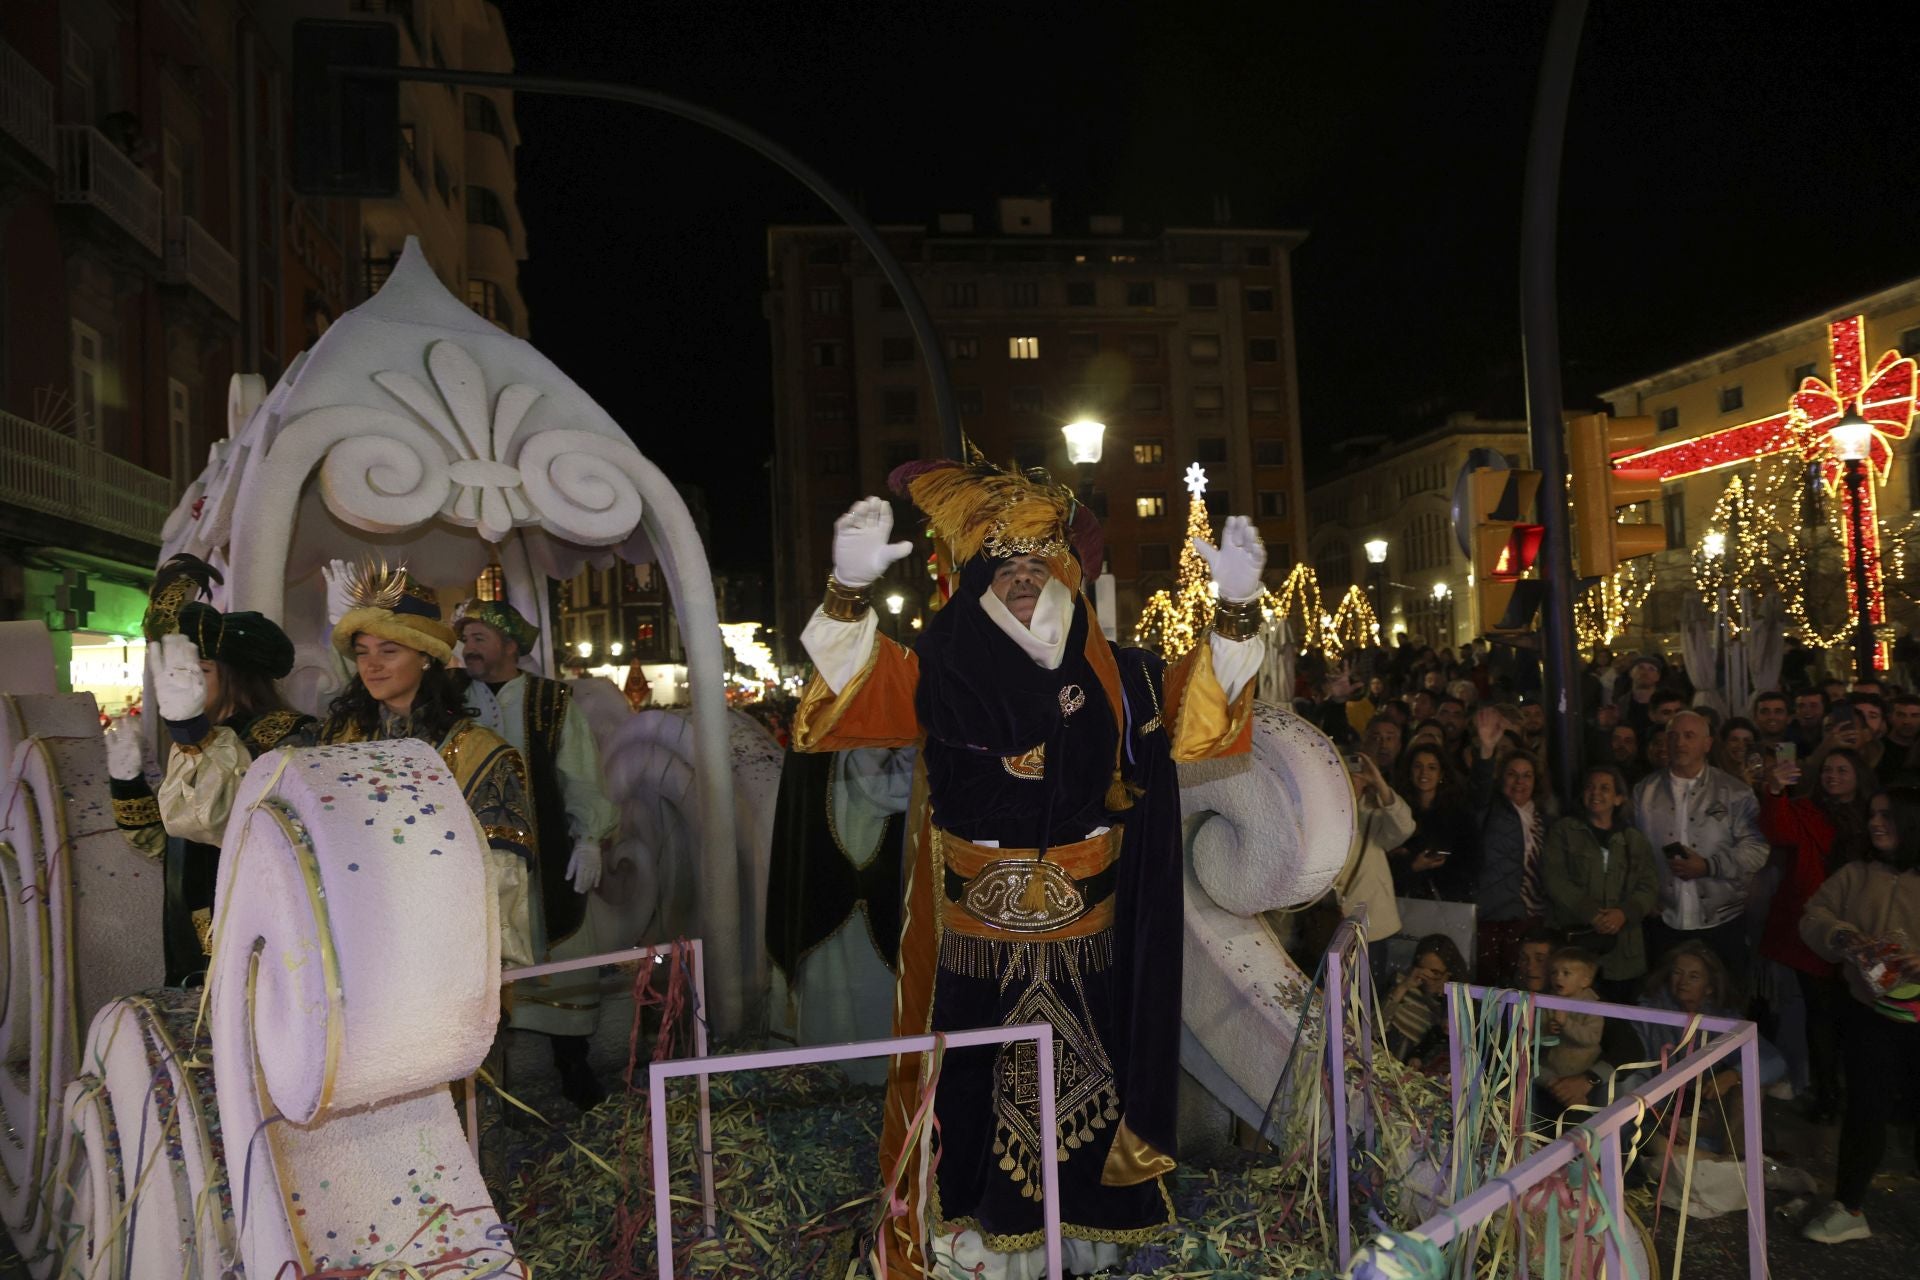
[373,340,544,542]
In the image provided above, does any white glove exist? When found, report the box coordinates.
[1194,515,1268,603]
[565,840,603,895]
[322,558,354,628]
[152,632,208,723]
[831,497,913,589]
[104,715,144,781]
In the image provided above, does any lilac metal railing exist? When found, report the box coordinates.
[1346,982,1767,1280]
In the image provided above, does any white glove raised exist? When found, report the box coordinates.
[1194,515,1268,604]
[322,558,354,628]
[565,840,603,895]
[152,632,208,723]
[104,715,144,781]
[831,497,913,590]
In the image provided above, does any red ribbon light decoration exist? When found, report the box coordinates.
[1617,315,1916,669]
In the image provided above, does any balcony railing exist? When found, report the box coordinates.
[0,410,174,546]
[165,215,239,319]
[55,125,163,257]
[0,39,54,169]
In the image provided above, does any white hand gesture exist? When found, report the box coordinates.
[152,632,207,723]
[104,715,144,781]
[1193,515,1267,603]
[565,840,603,895]
[831,497,914,589]
[322,559,355,628]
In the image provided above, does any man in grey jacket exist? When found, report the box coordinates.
[1632,710,1769,994]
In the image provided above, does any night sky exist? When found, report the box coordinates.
[501,1,1920,575]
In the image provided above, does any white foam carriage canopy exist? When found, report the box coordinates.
[209,739,518,1279]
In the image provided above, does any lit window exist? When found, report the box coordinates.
[1134,440,1165,464]
[1009,336,1040,359]
[1136,494,1167,518]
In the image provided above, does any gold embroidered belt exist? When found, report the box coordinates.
[938,826,1122,941]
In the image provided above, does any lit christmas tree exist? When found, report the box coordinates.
[1134,463,1221,659]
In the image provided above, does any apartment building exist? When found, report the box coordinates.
[764,197,1308,659]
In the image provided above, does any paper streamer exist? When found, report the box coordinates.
[0,693,163,1273]
[208,739,517,1278]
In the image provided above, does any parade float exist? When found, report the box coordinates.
[0,236,1747,1280]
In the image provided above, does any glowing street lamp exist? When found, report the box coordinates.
[1061,419,1106,466]
[1831,408,1876,677]
[610,641,625,657]
[575,640,592,658]
[884,592,905,616]
[1431,581,1451,601]
[1364,538,1389,565]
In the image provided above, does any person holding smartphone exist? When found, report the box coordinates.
[1331,746,1416,980]
[1631,710,1770,998]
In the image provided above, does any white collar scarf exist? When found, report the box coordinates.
[978,577,1074,670]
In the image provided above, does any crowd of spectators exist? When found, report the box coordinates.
[1294,635,1920,1245]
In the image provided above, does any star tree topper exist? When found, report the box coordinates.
[1184,462,1209,497]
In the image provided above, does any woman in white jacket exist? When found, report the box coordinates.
[1333,749,1415,978]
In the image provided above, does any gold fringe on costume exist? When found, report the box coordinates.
[936,930,1116,981]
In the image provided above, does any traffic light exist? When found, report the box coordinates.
[1568,413,1665,579]
[1467,468,1546,634]
[292,20,400,197]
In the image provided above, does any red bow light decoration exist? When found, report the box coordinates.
[1787,316,1918,488]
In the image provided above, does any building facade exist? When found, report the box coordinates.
[1599,276,1920,652]
[353,0,528,338]
[764,198,1309,661]
[0,0,528,709]
[1304,413,1532,649]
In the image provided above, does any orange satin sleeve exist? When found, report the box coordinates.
[1163,640,1256,762]
[790,634,924,752]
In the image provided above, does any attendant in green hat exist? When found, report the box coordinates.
[456,595,616,1110]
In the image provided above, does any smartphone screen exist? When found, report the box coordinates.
[1775,742,1796,764]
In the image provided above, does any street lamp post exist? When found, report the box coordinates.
[1704,528,1728,700]
[884,591,906,642]
[1364,539,1389,649]
[1431,579,1453,648]
[1831,412,1876,679]
[1061,419,1106,521]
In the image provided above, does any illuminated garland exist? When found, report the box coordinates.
[1574,559,1656,650]
[1133,472,1373,660]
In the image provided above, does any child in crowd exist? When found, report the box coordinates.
[1385,935,1469,1070]
[1541,946,1606,1082]
[1513,925,1558,994]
